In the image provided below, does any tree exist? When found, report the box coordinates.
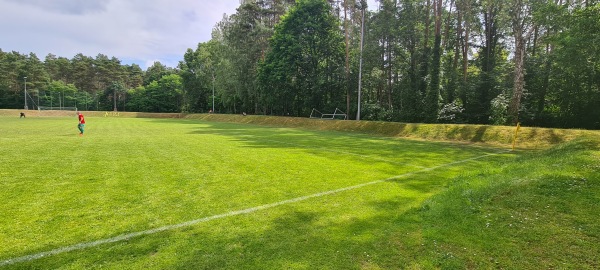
[144,61,173,86]
[126,74,183,112]
[542,3,600,128]
[123,64,144,90]
[424,0,444,122]
[394,0,428,122]
[507,0,536,124]
[258,0,345,116]
[179,41,218,113]
[71,53,96,93]
[469,0,507,124]
[43,80,78,109]
[45,54,72,83]
[108,82,126,111]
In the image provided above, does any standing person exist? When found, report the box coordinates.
[77,112,86,136]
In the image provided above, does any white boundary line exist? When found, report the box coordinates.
[0,150,509,266]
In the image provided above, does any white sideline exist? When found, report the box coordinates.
[0,150,509,266]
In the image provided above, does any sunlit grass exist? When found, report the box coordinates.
[1,116,596,269]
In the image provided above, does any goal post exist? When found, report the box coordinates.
[38,106,78,111]
[309,108,347,120]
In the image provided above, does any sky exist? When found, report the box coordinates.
[0,0,378,69]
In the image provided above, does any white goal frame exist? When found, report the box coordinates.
[309,108,347,120]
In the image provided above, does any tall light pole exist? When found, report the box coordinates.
[212,72,215,113]
[24,77,28,110]
[356,0,367,120]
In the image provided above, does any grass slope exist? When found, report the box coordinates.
[419,136,600,268]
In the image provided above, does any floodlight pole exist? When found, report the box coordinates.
[24,77,28,110]
[356,1,366,121]
[212,72,215,113]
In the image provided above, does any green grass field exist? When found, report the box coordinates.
[0,116,598,269]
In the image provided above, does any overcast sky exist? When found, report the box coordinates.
[0,0,378,69]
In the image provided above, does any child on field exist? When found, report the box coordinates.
[77,112,85,136]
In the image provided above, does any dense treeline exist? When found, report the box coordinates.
[1,0,599,129]
[182,0,599,129]
[0,51,180,112]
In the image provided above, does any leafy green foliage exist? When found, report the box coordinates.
[536,3,600,129]
[179,42,218,113]
[258,0,345,116]
[127,74,183,112]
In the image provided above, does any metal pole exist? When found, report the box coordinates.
[356,2,366,120]
[24,77,28,110]
[212,73,215,113]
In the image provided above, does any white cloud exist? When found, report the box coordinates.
[0,0,379,69]
[0,0,239,68]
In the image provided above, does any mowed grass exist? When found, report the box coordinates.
[0,116,597,269]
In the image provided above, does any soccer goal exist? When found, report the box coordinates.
[35,106,79,117]
[309,108,347,120]
[38,106,78,111]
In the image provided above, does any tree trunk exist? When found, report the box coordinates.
[387,37,393,108]
[509,30,526,124]
[452,6,462,103]
[344,0,351,117]
[508,0,534,125]
[426,0,443,122]
[462,13,469,82]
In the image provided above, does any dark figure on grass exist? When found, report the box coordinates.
[20,112,25,118]
[77,112,86,136]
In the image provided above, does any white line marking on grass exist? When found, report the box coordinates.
[0,150,510,266]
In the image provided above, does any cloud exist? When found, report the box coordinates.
[1,0,376,69]
[0,0,239,68]
[6,0,110,15]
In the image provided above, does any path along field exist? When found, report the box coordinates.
[0,116,597,269]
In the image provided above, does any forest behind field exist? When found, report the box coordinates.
[1,0,598,129]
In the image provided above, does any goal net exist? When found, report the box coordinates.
[309,108,347,120]
[38,106,78,111]
[32,106,80,117]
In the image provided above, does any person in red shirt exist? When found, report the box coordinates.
[77,112,86,136]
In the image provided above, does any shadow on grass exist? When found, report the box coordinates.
[166,197,428,269]
[166,120,503,169]
[10,144,514,269]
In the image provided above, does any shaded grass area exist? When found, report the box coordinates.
[184,113,594,149]
[1,116,597,268]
